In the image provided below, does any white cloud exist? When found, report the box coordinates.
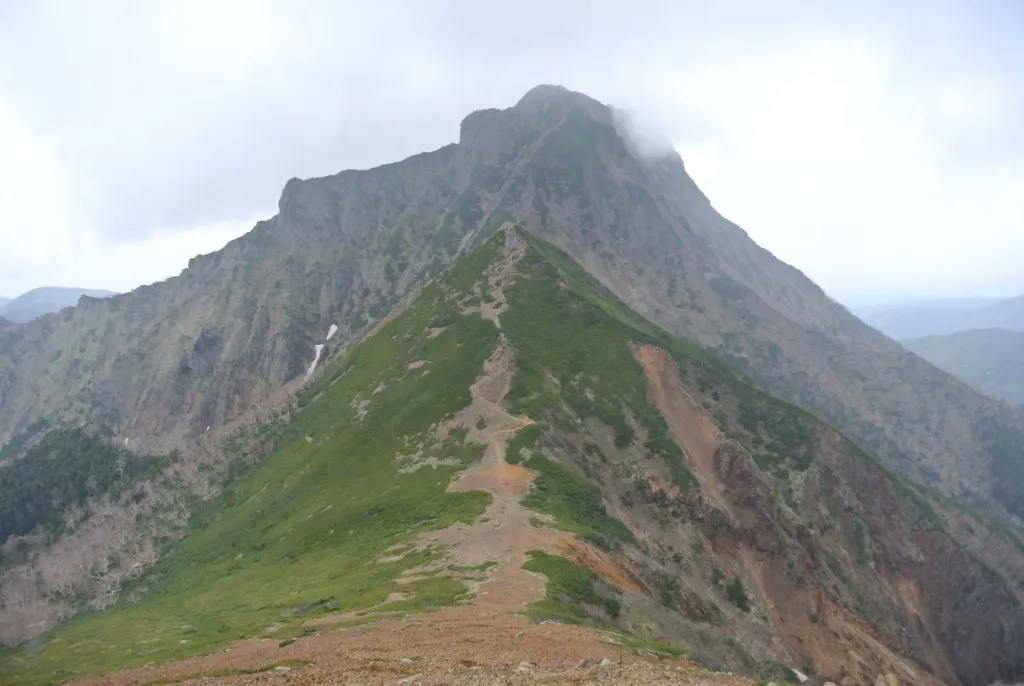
[669,34,1024,297]
[0,2,1021,300]
[0,95,259,296]
[0,99,81,274]
[156,0,293,73]
[1,216,259,296]
[46,218,261,293]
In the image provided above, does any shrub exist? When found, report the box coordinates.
[725,577,752,612]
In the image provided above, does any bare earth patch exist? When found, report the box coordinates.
[633,344,730,515]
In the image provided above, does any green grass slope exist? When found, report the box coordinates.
[0,241,506,685]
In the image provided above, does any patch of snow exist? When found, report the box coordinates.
[326,324,338,341]
[791,668,809,683]
[305,343,325,380]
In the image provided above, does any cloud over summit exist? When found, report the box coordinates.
[0,0,1021,298]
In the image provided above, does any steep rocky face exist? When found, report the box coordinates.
[0,147,478,452]
[1,85,1022,525]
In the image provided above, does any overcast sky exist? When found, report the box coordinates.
[1,0,1022,302]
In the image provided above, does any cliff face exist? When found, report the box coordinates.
[1,85,1022,526]
[0,142,477,452]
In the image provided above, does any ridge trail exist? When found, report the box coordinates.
[71,228,752,685]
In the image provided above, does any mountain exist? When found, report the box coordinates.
[865,295,1024,340]
[0,287,117,323]
[903,328,1024,405]
[4,85,1021,528]
[0,84,1022,684]
[3,228,1022,685]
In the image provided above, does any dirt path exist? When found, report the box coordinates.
[459,224,526,328]
[415,335,572,616]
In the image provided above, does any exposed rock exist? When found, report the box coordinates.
[598,658,618,680]
[515,661,534,674]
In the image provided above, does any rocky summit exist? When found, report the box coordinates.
[1,87,1023,686]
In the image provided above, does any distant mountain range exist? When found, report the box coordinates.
[0,287,116,323]
[905,328,1024,405]
[863,295,1024,340]
[843,294,1001,319]
[862,296,1024,405]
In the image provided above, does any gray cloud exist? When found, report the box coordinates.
[0,0,1021,297]
[612,108,678,162]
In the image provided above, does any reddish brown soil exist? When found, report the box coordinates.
[73,616,752,685]
[632,345,728,513]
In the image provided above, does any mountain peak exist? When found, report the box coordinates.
[459,84,613,159]
[514,83,612,122]
[515,83,584,106]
